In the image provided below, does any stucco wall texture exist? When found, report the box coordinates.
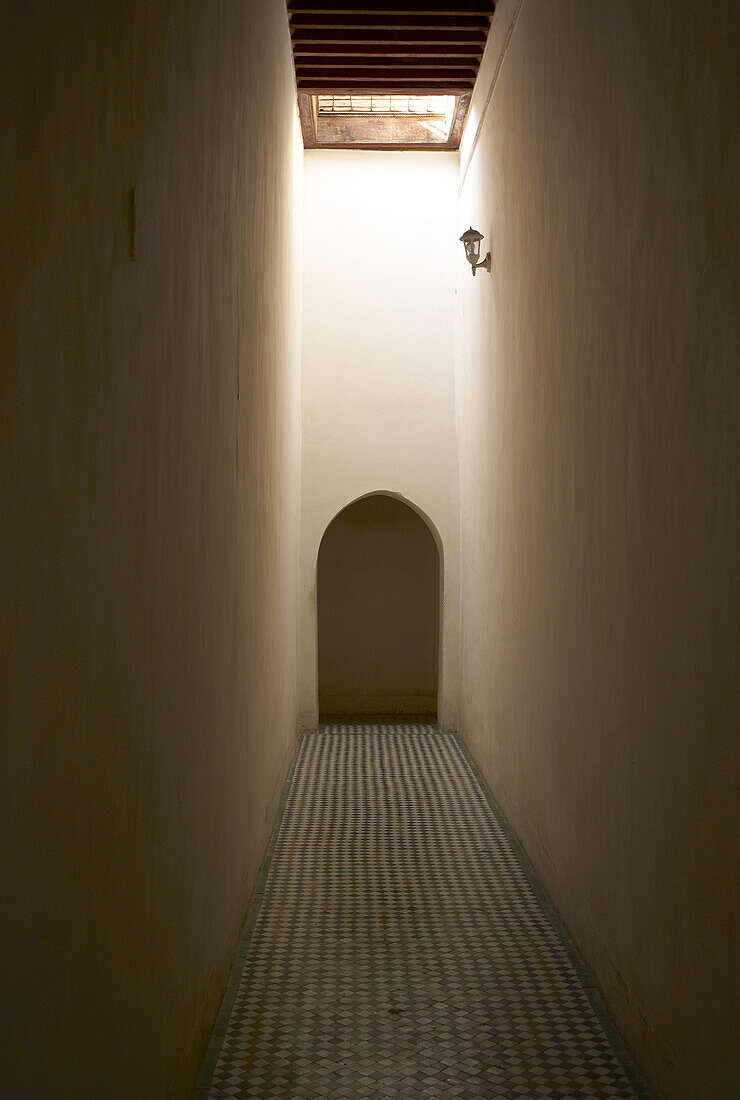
[299,151,461,731]
[455,3,737,1098]
[2,3,302,1096]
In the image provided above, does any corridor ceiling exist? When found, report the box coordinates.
[287,1,496,150]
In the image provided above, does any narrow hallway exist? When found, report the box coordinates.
[196,727,648,1099]
[4,2,735,1097]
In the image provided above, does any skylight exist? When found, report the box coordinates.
[313,94,457,146]
[317,94,451,117]
[299,92,461,149]
[286,1,495,151]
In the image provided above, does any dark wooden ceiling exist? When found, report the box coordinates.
[287,1,495,95]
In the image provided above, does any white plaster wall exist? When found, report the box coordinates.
[1,3,302,1095]
[455,2,737,1097]
[300,152,460,730]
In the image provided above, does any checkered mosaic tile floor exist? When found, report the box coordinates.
[197,726,649,1098]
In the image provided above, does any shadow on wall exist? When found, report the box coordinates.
[317,494,440,723]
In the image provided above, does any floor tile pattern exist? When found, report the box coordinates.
[205,726,648,1098]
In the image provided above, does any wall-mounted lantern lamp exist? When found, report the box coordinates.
[459,227,491,276]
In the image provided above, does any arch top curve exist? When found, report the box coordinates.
[318,490,444,563]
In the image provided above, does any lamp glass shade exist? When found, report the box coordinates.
[459,227,484,266]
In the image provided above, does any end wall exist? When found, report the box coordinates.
[300,151,460,730]
[455,2,737,1097]
[1,3,302,1095]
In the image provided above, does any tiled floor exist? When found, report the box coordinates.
[196,725,650,1098]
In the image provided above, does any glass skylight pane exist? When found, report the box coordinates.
[317,94,455,121]
[313,94,457,145]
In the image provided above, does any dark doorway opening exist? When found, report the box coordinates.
[318,494,439,723]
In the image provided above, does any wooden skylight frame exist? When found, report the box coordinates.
[287,1,495,151]
[299,91,469,149]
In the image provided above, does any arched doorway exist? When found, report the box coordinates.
[317,494,440,722]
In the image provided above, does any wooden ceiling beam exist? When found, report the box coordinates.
[296,60,479,73]
[290,28,488,44]
[298,79,476,92]
[289,14,491,31]
[287,1,493,13]
[293,42,484,56]
[297,75,478,89]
